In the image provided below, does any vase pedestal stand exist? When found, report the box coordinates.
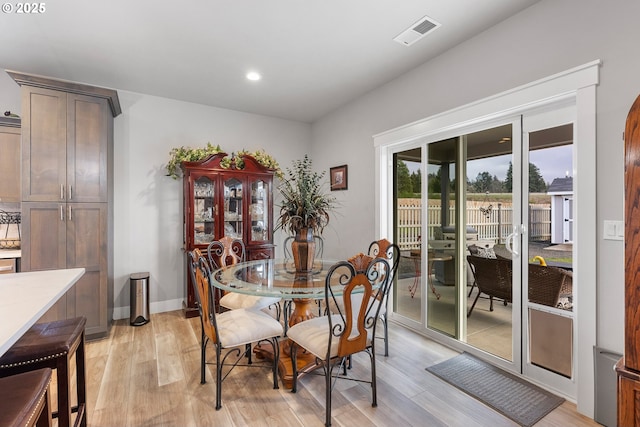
[254,296,322,389]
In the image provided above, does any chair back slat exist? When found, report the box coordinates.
[207,236,246,269]
[367,238,400,300]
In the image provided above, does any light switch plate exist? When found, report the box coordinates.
[603,220,623,241]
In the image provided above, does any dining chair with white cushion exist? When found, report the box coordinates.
[207,236,281,315]
[187,249,283,410]
[366,239,400,357]
[287,253,391,427]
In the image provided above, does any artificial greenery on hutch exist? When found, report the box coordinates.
[166,142,283,179]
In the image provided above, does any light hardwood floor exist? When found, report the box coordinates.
[79,310,599,427]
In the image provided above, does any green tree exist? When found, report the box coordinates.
[396,159,413,197]
[428,171,441,194]
[504,161,547,192]
[505,162,513,192]
[410,169,421,193]
[529,163,547,192]
[473,171,494,193]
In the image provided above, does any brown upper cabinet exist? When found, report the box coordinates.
[8,70,120,339]
[0,117,21,203]
[19,86,111,202]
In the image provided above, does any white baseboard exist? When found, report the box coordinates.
[112,298,184,321]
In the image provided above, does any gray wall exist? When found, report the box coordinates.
[1,74,312,317]
[311,0,638,355]
[2,0,635,355]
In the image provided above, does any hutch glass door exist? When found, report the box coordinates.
[223,176,243,238]
[193,176,215,245]
[249,178,269,243]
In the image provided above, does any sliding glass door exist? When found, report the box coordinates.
[389,107,576,397]
[521,106,576,395]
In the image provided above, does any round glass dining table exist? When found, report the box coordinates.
[211,258,343,388]
[211,258,345,322]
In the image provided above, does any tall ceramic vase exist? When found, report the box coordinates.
[292,227,316,272]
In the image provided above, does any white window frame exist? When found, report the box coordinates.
[373,60,599,416]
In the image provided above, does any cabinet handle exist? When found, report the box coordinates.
[0,266,13,272]
[68,205,72,221]
[69,184,72,200]
[61,184,65,200]
[60,205,64,221]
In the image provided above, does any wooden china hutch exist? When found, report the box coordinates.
[182,152,275,317]
[617,93,640,426]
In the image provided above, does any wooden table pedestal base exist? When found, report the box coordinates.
[254,297,322,389]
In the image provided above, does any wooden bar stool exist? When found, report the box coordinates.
[0,317,87,427]
[0,368,53,427]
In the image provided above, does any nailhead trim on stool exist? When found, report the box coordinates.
[0,368,53,427]
[0,317,87,427]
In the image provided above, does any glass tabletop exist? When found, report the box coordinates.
[211,258,347,299]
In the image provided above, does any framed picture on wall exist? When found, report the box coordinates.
[330,165,348,191]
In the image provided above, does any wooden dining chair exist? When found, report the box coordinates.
[366,239,400,357]
[187,249,283,410]
[207,236,281,315]
[334,239,399,359]
[287,253,392,427]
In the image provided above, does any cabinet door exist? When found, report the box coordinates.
[21,202,67,272]
[248,177,271,244]
[0,124,21,202]
[190,174,217,247]
[22,87,67,202]
[618,376,640,426]
[67,94,109,202]
[22,202,68,323]
[222,175,244,239]
[66,203,107,336]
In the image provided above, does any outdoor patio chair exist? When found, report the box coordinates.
[467,255,513,317]
[467,255,573,317]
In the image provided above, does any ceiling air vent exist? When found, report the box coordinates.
[393,15,441,46]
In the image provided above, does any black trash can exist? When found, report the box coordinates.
[130,272,150,326]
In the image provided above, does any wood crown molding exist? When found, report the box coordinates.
[6,69,121,117]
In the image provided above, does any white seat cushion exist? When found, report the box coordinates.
[219,292,281,311]
[217,308,283,348]
[287,314,373,361]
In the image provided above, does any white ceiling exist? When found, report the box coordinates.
[1,0,540,123]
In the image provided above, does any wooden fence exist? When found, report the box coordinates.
[397,199,551,250]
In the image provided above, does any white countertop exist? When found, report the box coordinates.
[0,268,85,356]
[0,249,21,259]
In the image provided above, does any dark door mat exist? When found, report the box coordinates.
[426,352,564,426]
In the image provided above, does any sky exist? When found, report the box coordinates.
[410,144,573,185]
[467,145,573,184]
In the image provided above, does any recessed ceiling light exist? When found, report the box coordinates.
[246,71,261,81]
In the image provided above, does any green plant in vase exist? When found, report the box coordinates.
[276,155,337,271]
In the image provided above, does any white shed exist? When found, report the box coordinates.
[547,177,573,244]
